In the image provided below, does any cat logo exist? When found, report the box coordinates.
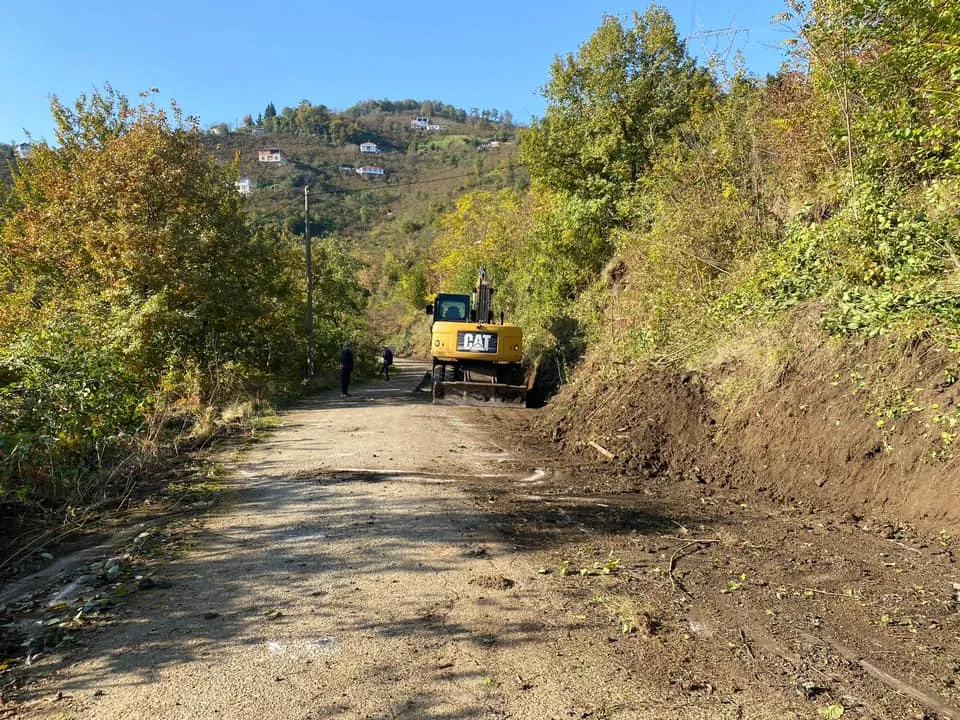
[456,331,498,353]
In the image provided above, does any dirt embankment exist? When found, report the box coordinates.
[540,330,960,536]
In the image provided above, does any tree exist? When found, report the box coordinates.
[787,0,960,183]
[0,88,313,503]
[264,101,277,119]
[520,6,713,223]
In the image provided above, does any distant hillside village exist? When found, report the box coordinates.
[210,99,517,199]
[206,98,512,141]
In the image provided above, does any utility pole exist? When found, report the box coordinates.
[304,185,315,377]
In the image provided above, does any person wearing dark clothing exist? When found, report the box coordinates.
[340,342,354,396]
[379,347,393,380]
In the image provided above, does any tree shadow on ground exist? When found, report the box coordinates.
[15,457,723,717]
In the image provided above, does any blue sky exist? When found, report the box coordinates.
[1,0,794,144]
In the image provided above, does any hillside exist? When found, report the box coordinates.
[201,105,521,241]
[199,104,525,351]
[422,6,960,541]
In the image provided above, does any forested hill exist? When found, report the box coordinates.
[198,100,525,352]
[200,99,522,242]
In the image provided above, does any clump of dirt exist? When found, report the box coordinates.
[536,328,960,536]
[468,574,515,590]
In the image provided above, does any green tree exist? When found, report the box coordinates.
[521,6,713,223]
[788,0,960,184]
[0,87,312,504]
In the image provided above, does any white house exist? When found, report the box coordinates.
[359,142,380,154]
[14,143,31,159]
[356,166,385,177]
[411,116,429,130]
[235,175,255,195]
[258,147,284,163]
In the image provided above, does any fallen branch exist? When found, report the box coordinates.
[668,538,720,596]
[787,584,857,599]
[801,632,960,720]
[588,440,615,461]
[887,538,923,555]
[739,629,755,662]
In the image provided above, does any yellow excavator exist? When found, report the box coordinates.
[426,268,526,406]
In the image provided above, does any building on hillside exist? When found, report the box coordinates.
[359,142,380,154]
[340,165,355,172]
[427,123,445,131]
[258,147,284,164]
[355,166,385,178]
[14,143,31,159]
[236,175,255,195]
[411,116,430,130]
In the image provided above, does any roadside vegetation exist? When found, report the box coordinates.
[0,87,523,532]
[430,2,960,365]
[427,3,960,489]
[0,89,371,517]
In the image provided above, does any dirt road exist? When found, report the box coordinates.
[15,360,647,719]
[13,359,960,719]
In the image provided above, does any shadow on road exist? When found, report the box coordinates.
[14,356,728,718]
[300,359,433,411]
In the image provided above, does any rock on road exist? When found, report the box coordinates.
[22,359,648,720]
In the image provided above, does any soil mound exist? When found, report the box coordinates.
[537,332,960,535]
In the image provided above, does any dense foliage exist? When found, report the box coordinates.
[0,89,369,507]
[430,1,960,376]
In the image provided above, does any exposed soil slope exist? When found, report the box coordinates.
[542,328,960,536]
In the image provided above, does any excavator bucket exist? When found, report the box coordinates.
[432,380,527,407]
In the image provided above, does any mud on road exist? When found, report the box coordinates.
[10,359,960,719]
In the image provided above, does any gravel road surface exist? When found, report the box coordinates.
[20,359,649,719]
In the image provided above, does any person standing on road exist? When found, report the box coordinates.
[379,347,393,381]
[340,341,354,396]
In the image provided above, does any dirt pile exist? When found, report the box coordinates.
[537,329,960,535]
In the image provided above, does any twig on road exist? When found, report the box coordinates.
[787,584,857,599]
[887,538,923,555]
[800,632,960,720]
[668,538,720,596]
[739,629,755,661]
